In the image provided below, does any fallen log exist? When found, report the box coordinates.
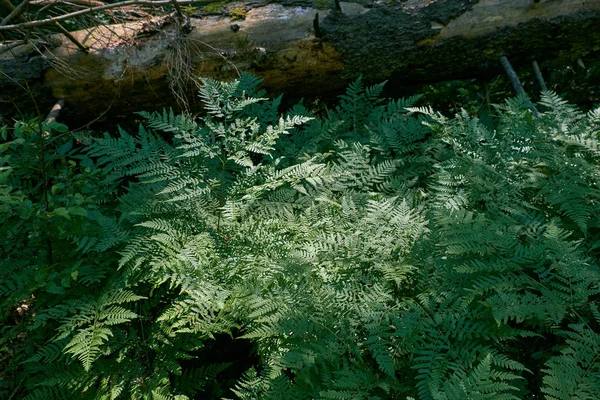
[1,0,599,126]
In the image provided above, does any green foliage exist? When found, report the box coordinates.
[0,117,125,398]
[3,75,600,399]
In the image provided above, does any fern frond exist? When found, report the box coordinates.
[542,320,600,400]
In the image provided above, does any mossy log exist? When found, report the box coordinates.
[1,0,600,125]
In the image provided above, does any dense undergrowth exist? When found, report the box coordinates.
[2,74,600,399]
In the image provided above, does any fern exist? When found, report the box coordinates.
[59,289,144,371]
[542,313,600,399]
[5,76,600,399]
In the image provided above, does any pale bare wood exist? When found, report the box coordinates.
[45,97,64,123]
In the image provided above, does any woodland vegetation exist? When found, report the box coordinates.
[3,0,600,399]
[2,72,600,399]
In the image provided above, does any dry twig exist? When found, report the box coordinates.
[0,0,218,31]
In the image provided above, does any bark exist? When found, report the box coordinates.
[1,0,600,126]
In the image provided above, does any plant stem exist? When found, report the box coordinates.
[36,118,53,265]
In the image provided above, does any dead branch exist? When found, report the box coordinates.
[0,0,218,31]
[54,21,88,52]
[44,97,64,123]
[532,60,548,92]
[169,0,183,24]
[1,0,30,25]
[29,0,105,6]
[500,55,540,117]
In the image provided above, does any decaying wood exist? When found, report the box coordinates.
[1,0,600,126]
[500,56,526,98]
[500,55,539,117]
[29,0,106,6]
[0,39,24,54]
[532,60,548,93]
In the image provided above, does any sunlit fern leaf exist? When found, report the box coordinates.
[64,326,113,371]
[199,77,266,118]
[539,91,582,133]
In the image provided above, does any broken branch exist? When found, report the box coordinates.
[0,0,218,31]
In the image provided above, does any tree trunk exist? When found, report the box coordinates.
[1,0,599,126]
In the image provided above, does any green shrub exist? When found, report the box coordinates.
[2,75,600,399]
